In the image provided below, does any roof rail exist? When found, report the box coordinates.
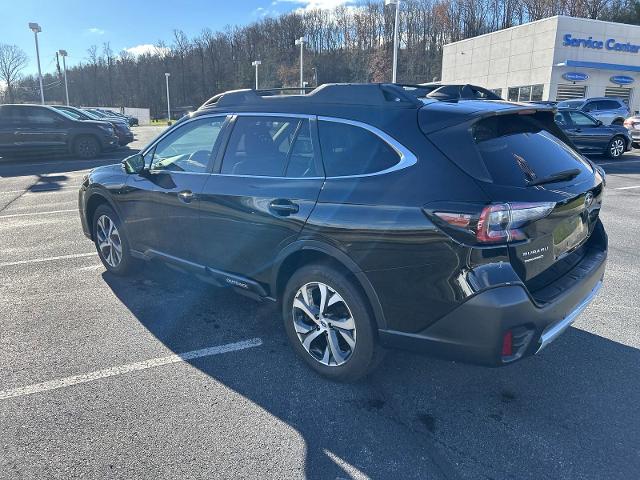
[198,83,423,110]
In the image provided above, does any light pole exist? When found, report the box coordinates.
[294,36,306,93]
[165,72,171,125]
[251,60,261,90]
[385,0,400,83]
[59,49,69,105]
[29,22,45,104]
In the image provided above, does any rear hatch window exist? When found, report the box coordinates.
[424,111,593,186]
[472,115,593,187]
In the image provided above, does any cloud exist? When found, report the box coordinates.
[87,27,105,35]
[124,44,170,57]
[274,0,355,11]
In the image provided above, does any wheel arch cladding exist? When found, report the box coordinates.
[272,241,388,330]
[85,193,115,240]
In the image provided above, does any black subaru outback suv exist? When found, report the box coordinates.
[79,84,607,381]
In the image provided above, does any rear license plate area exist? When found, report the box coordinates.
[553,214,588,259]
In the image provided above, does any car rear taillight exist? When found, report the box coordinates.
[427,202,555,245]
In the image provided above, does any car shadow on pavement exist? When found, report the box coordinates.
[102,265,640,480]
[0,149,139,178]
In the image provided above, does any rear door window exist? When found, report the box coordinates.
[0,106,24,126]
[221,116,299,176]
[472,115,592,187]
[285,119,318,178]
[318,120,400,176]
[566,111,598,127]
[22,107,63,125]
[596,100,620,110]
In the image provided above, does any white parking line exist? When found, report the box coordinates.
[0,252,96,268]
[597,159,640,166]
[614,185,640,190]
[0,209,77,218]
[0,338,263,400]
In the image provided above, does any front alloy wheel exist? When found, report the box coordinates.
[96,214,122,268]
[292,282,357,366]
[609,137,625,158]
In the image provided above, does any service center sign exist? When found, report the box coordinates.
[563,72,589,82]
[563,33,640,53]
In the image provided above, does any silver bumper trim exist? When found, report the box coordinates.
[536,280,603,354]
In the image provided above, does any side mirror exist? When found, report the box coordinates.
[596,120,603,126]
[122,154,145,174]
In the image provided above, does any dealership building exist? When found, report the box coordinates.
[441,15,640,112]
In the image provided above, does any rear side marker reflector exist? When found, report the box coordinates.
[502,331,513,357]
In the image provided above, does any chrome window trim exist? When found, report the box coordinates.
[142,111,417,180]
[317,116,417,179]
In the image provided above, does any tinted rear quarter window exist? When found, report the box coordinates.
[472,115,592,187]
[318,120,399,176]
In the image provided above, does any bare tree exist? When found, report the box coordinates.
[0,44,28,102]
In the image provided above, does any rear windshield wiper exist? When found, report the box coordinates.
[527,168,581,187]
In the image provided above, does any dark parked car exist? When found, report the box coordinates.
[54,106,134,146]
[79,84,607,380]
[0,104,118,159]
[555,108,631,158]
[93,108,138,126]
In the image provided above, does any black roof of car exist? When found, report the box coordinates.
[191,83,551,133]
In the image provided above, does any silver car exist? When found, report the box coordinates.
[557,97,630,126]
[624,115,640,147]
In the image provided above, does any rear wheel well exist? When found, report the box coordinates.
[275,249,380,329]
[85,194,109,240]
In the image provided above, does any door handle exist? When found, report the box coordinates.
[177,190,194,203]
[269,199,299,216]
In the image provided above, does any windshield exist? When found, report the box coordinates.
[86,109,107,118]
[54,108,80,120]
[80,109,102,120]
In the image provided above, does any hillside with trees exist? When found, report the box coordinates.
[2,0,640,115]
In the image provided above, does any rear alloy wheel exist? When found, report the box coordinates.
[607,136,625,159]
[93,205,137,275]
[283,264,383,381]
[292,282,357,366]
[74,136,100,159]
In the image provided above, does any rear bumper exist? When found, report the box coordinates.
[101,134,119,151]
[117,132,134,146]
[379,230,607,366]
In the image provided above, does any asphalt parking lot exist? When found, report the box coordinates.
[1,128,639,480]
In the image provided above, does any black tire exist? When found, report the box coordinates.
[282,263,384,381]
[92,204,138,275]
[607,135,626,159]
[74,135,101,159]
